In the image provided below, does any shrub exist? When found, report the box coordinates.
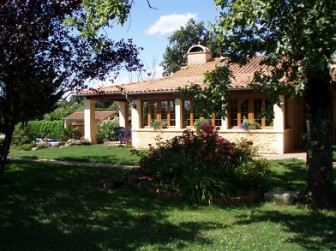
[12,124,37,147]
[28,120,64,139]
[19,143,36,151]
[61,124,82,141]
[96,117,119,143]
[139,124,272,204]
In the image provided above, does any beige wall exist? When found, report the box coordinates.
[132,128,287,154]
[130,95,291,154]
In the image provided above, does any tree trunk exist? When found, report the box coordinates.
[0,118,15,181]
[304,71,336,209]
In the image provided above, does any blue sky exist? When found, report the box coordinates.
[97,0,219,86]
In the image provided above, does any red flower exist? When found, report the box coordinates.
[205,152,213,160]
[202,124,214,134]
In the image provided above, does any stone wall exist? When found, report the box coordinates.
[132,128,286,154]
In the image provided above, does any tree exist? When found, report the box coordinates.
[43,98,84,121]
[161,19,223,76]
[198,0,336,209]
[0,1,142,179]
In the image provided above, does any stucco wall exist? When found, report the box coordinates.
[132,128,286,154]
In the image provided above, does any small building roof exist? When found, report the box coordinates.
[63,111,117,121]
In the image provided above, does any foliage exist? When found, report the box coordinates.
[11,124,37,147]
[161,19,223,76]
[152,120,166,131]
[139,124,271,204]
[0,1,143,179]
[193,118,209,132]
[240,118,261,130]
[19,143,37,151]
[43,99,83,121]
[96,117,120,143]
[211,0,336,209]
[67,0,133,38]
[108,101,120,112]
[62,124,82,141]
[28,120,64,139]
[177,65,231,119]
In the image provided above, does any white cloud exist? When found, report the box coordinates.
[146,12,197,35]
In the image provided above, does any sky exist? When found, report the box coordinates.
[95,0,219,87]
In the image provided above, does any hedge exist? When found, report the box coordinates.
[28,120,64,139]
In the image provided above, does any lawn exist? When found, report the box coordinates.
[9,145,142,165]
[1,159,336,250]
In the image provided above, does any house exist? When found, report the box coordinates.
[76,43,336,153]
[63,111,118,136]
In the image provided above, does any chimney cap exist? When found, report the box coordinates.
[187,43,211,54]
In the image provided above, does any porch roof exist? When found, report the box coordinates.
[77,56,271,97]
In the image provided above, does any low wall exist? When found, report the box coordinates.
[132,128,286,154]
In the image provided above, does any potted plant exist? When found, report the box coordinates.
[240,117,261,130]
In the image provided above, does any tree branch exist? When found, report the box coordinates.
[146,0,158,10]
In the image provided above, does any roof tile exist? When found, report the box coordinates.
[78,56,270,96]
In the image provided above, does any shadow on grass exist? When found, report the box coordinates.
[235,209,336,250]
[269,159,306,191]
[0,161,221,250]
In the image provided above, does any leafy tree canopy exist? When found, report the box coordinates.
[161,19,223,76]
[0,0,142,178]
[197,0,336,209]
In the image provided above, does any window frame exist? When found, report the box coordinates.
[228,97,273,128]
[141,100,176,128]
[182,100,222,128]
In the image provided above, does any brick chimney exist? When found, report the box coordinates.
[187,42,212,65]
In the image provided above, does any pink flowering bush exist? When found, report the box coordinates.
[139,124,272,204]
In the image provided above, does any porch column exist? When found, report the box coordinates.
[274,95,285,131]
[175,98,182,129]
[221,118,228,130]
[118,101,129,129]
[131,100,141,130]
[84,98,96,144]
[273,95,285,153]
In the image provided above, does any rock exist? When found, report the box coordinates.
[264,191,298,204]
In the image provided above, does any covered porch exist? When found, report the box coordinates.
[79,90,307,154]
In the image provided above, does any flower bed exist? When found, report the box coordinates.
[137,124,272,204]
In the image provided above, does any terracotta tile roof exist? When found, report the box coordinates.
[63,111,117,120]
[77,56,270,96]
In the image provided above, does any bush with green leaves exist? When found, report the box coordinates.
[61,124,82,141]
[28,120,64,139]
[96,117,120,144]
[19,143,37,151]
[139,124,272,204]
[11,124,37,147]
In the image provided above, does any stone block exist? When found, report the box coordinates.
[264,191,298,204]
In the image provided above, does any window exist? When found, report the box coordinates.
[142,100,175,128]
[211,111,222,127]
[183,100,222,128]
[183,100,194,127]
[229,97,273,128]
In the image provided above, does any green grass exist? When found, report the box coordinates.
[1,159,336,250]
[9,145,142,165]
[269,158,307,191]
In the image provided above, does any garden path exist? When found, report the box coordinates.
[259,152,306,161]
